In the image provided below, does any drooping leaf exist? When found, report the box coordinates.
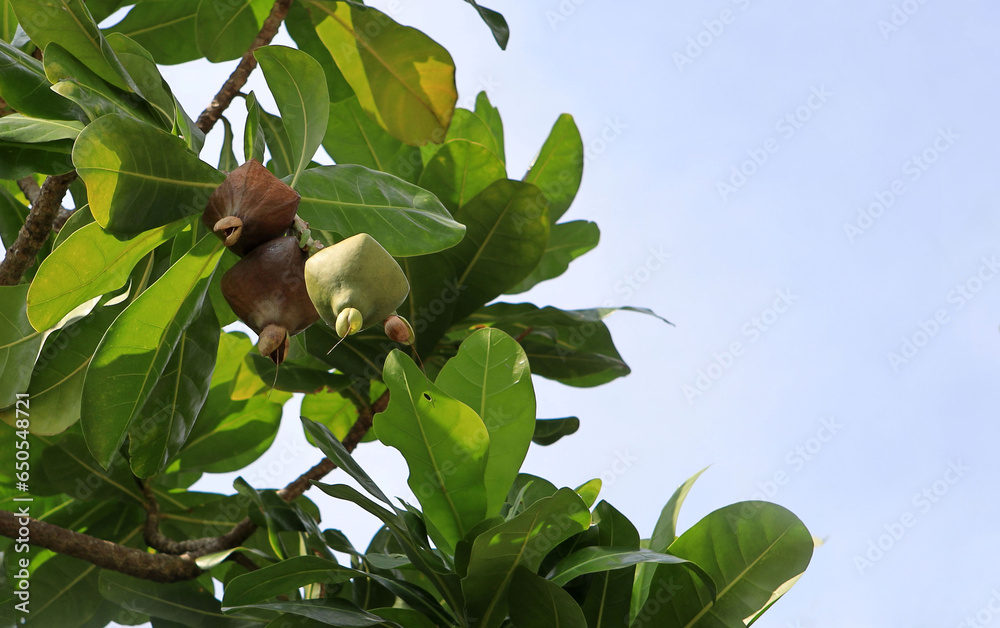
[9,0,132,90]
[81,232,224,467]
[26,217,189,331]
[243,91,265,164]
[300,416,394,508]
[305,0,456,146]
[323,95,422,182]
[443,179,550,321]
[292,164,465,256]
[0,284,43,408]
[417,139,506,214]
[374,350,489,552]
[0,38,82,120]
[104,0,201,65]
[99,571,250,627]
[463,0,509,50]
[223,556,354,607]
[524,114,583,223]
[550,547,702,588]
[435,328,535,517]
[73,113,225,233]
[226,598,387,626]
[635,502,814,627]
[128,299,219,477]
[195,0,269,63]
[508,566,587,628]
[458,303,636,387]
[532,417,579,446]
[0,114,84,142]
[462,488,591,628]
[507,220,600,294]
[255,45,329,187]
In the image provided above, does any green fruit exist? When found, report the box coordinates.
[304,233,410,338]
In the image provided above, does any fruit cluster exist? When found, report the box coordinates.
[204,161,413,364]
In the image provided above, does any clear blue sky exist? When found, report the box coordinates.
[119,0,1000,625]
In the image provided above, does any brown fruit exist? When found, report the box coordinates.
[221,236,320,363]
[202,160,300,256]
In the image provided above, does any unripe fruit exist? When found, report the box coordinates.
[221,236,320,363]
[303,233,410,339]
[202,160,300,256]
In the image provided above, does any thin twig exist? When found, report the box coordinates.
[196,0,294,134]
[0,171,76,286]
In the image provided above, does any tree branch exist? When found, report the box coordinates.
[196,0,294,134]
[16,177,40,205]
[0,510,201,583]
[0,171,76,286]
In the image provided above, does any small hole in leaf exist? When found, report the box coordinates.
[422,393,432,401]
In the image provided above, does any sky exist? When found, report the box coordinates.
[45,0,1000,626]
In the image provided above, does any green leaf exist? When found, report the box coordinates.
[507,220,600,294]
[105,32,176,125]
[474,91,504,163]
[532,417,579,446]
[284,0,353,103]
[463,0,509,50]
[0,137,73,179]
[374,350,489,552]
[255,45,329,187]
[524,114,583,223]
[0,114,84,142]
[81,232,224,467]
[177,333,289,473]
[300,388,364,441]
[575,478,601,508]
[52,203,93,247]
[27,217,189,331]
[0,183,28,250]
[195,0,269,63]
[300,416,394,508]
[218,117,238,171]
[550,548,699,588]
[0,284,43,408]
[0,38,82,120]
[460,303,633,387]
[443,179,550,322]
[581,501,640,628]
[259,106,294,179]
[395,253,461,357]
[226,599,387,626]
[10,0,132,90]
[508,566,587,628]
[243,91,265,164]
[305,0,456,146]
[292,164,465,257]
[636,502,814,627]
[462,488,591,628]
[104,0,201,65]
[0,2,17,42]
[73,113,225,233]
[128,299,219,477]
[417,139,506,214]
[99,571,247,627]
[435,327,535,517]
[421,108,501,164]
[323,95,422,182]
[223,556,354,607]
[0,298,128,435]
[369,608,437,628]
